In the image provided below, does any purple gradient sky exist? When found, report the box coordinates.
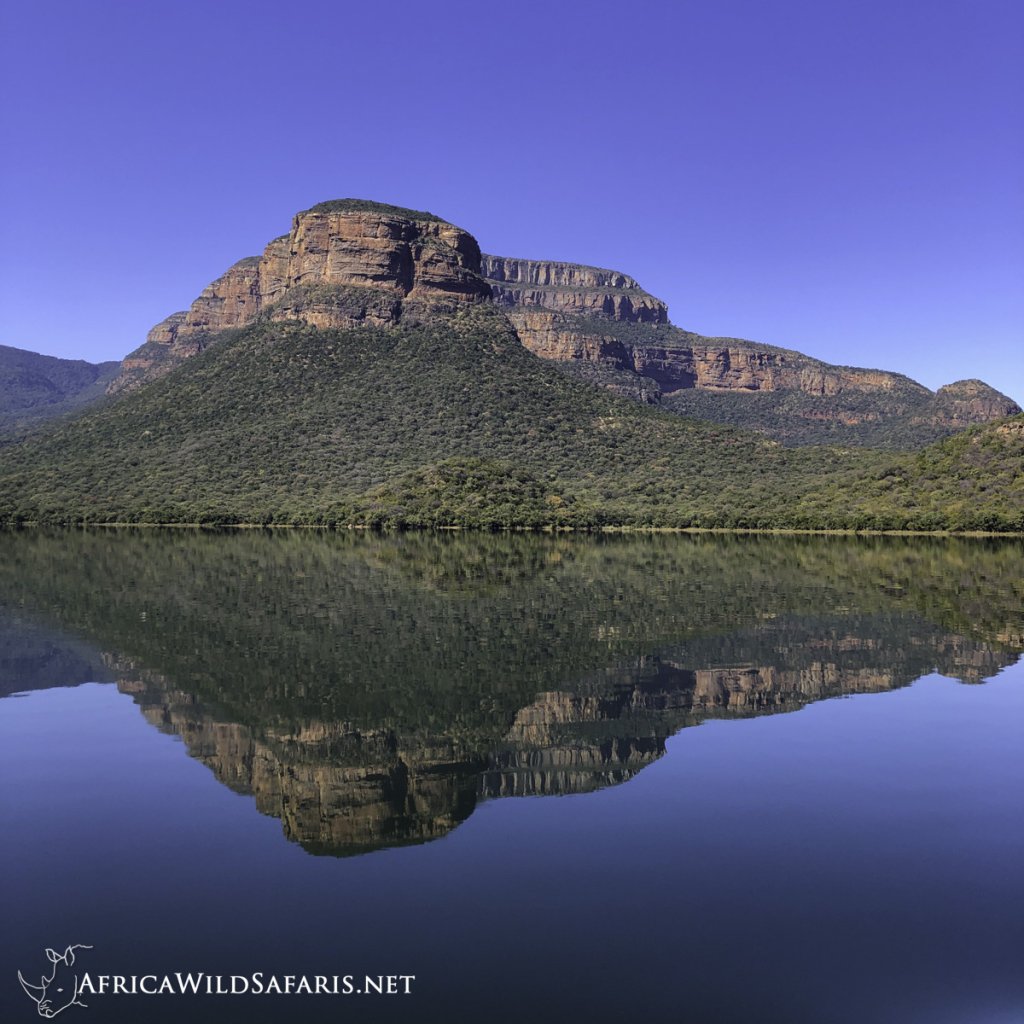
[1,0,1021,402]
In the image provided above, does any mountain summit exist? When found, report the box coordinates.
[110,200,490,395]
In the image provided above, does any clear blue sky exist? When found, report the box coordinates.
[1,0,1021,402]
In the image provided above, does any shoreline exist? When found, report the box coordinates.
[1,522,1021,539]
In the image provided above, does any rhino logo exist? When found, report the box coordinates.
[17,945,93,1018]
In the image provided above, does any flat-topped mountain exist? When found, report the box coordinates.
[476,253,1018,444]
[103,199,1018,446]
[110,200,490,395]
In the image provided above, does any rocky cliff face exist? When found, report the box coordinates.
[927,379,1021,426]
[480,254,674,403]
[109,201,491,394]
[485,265,1020,439]
[482,255,668,323]
[506,312,925,397]
[630,341,918,397]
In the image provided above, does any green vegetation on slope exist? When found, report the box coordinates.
[559,317,999,449]
[661,387,956,448]
[800,418,1024,532]
[300,198,445,222]
[3,531,1021,732]
[351,458,586,529]
[0,344,120,439]
[0,306,1020,530]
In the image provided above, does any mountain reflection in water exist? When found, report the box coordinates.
[1,530,1021,857]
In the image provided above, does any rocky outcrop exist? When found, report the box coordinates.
[488,270,1019,439]
[633,343,920,396]
[265,206,488,304]
[927,379,1022,426]
[499,310,634,364]
[993,417,1024,441]
[482,255,668,323]
[480,258,942,403]
[108,201,491,394]
[499,311,929,400]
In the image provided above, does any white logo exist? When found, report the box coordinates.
[17,945,93,1018]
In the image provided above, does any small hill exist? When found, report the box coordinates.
[813,415,1024,532]
[0,344,120,437]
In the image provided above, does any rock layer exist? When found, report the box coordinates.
[928,379,1021,427]
[109,202,490,394]
[488,276,1019,438]
[482,255,668,323]
[504,311,928,398]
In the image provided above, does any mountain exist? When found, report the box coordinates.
[0,344,120,437]
[0,199,1021,531]
[479,254,1019,446]
[100,203,1018,447]
[106,199,489,395]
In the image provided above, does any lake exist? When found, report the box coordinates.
[1,531,1022,1023]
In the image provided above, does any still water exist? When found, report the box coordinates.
[0,531,1021,1023]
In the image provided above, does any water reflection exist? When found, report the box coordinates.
[1,531,1021,856]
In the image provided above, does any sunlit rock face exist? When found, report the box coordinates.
[481,257,1019,435]
[926,380,1022,427]
[480,254,923,399]
[482,255,669,324]
[109,202,491,394]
